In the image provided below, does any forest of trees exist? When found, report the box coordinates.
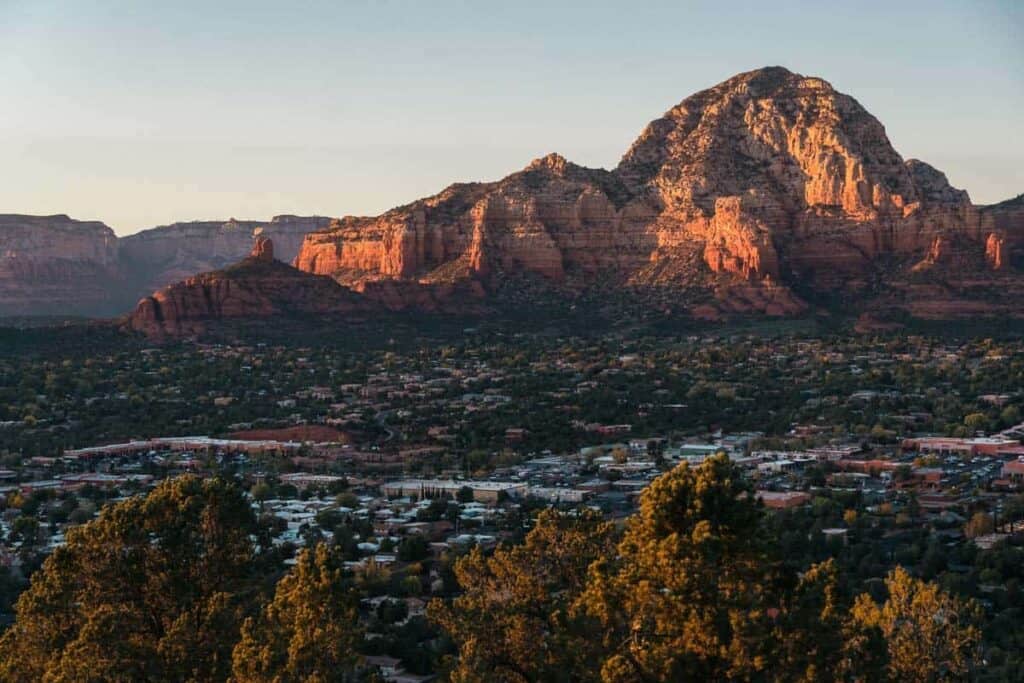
[0,459,983,682]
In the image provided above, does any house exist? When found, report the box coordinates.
[365,655,403,679]
[1001,458,1024,484]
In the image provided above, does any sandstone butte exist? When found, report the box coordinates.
[125,236,486,337]
[127,237,363,338]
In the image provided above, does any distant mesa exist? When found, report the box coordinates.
[124,238,365,339]
[3,66,1023,328]
[0,214,334,317]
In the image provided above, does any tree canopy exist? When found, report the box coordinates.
[232,543,363,683]
[578,455,782,681]
[429,509,614,682]
[432,455,985,682]
[0,475,260,682]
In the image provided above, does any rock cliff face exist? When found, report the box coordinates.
[7,66,1023,324]
[126,238,366,338]
[0,214,125,316]
[294,66,1019,318]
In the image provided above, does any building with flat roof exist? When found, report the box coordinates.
[64,436,304,459]
[756,491,811,509]
[381,479,526,503]
[902,436,1024,458]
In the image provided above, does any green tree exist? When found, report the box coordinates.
[848,566,982,682]
[963,412,989,434]
[231,544,362,682]
[430,509,614,683]
[397,535,429,563]
[1000,404,1020,426]
[964,511,994,539]
[0,475,260,682]
[578,455,779,681]
[773,559,876,682]
[251,481,272,508]
[10,516,40,546]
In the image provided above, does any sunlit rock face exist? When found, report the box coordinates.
[7,67,1024,322]
[295,66,1018,316]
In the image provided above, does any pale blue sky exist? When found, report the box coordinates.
[1,0,1021,235]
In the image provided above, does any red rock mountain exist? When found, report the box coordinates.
[9,67,1023,327]
[294,66,1020,319]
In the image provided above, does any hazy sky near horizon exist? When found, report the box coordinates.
[2,0,1021,235]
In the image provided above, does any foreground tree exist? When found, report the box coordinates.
[0,476,260,682]
[231,543,362,682]
[578,455,780,681]
[772,559,880,682]
[848,566,983,682]
[429,509,615,683]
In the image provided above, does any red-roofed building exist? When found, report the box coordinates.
[1001,459,1024,484]
[756,491,811,509]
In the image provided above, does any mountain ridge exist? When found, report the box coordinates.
[292,66,1019,324]
[3,66,1022,329]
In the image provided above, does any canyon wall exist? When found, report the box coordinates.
[0,214,334,316]
[0,214,124,316]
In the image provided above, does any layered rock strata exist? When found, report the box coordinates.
[0,214,124,316]
[295,66,1019,318]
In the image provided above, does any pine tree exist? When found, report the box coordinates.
[577,455,780,681]
[848,566,983,682]
[231,543,362,682]
[429,509,614,683]
[0,475,260,682]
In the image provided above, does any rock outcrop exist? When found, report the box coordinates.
[0,214,336,317]
[981,194,1024,269]
[126,238,367,338]
[294,66,1019,318]
[126,234,487,338]
[986,233,1006,270]
[0,214,126,316]
[119,215,333,296]
[250,235,275,262]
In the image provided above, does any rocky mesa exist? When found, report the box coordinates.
[7,66,1022,327]
[0,214,125,316]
